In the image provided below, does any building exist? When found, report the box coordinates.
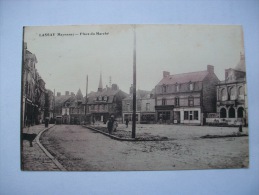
[54,90,85,124]
[215,53,248,126]
[86,73,128,123]
[155,65,219,125]
[122,85,156,124]
[22,42,46,127]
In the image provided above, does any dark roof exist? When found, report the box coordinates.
[157,70,209,86]
[55,95,74,107]
[87,88,127,104]
[76,89,84,101]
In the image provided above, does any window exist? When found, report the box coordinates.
[229,107,235,118]
[102,104,105,110]
[238,86,244,100]
[194,111,199,120]
[162,85,167,93]
[176,84,179,92]
[189,111,193,120]
[190,83,193,91]
[220,108,226,118]
[230,87,236,100]
[221,88,227,101]
[103,96,108,101]
[127,103,130,111]
[146,103,150,111]
[98,96,102,101]
[184,111,189,120]
[188,96,194,106]
[162,98,167,106]
[175,97,179,106]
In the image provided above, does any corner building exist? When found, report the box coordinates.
[216,53,248,126]
[155,65,219,125]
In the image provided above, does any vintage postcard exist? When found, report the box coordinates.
[21,24,248,171]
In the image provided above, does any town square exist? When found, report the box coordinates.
[21,24,249,171]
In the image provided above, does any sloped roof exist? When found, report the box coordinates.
[76,89,84,101]
[87,88,125,104]
[55,95,75,107]
[157,70,209,86]
[124,89,151,100]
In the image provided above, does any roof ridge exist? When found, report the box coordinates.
[169,70,208,77]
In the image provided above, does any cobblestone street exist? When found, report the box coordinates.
[40,124,249,171]
[21,124,60,171]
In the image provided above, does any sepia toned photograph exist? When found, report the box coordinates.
[21,24,249,171]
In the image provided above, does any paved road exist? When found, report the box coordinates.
[40,125,249,171]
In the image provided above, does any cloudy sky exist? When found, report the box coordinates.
[24,24,244,95]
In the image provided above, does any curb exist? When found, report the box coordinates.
[35,125,67,171]
[82,125,169,142]
[83,125,135,141]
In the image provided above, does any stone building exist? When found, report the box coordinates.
[86,73,128,123]
[22,43,46,127]
[215,53,248,126]
[54,90,85,124]
[122,85,156,124]
[155,65,219,125]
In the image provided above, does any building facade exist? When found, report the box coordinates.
[22,43,46,127]
[86,73,128,123]
[155,65,219,125]
[122,86,156,124]
[54,90,85,124]
[215,53,248,126]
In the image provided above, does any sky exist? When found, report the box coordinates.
[24,24,245,96]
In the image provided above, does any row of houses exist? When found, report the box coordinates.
[22,43,55,128]
[54,53,247,126]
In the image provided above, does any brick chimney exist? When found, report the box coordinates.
[207,65,214,74]
[163,71,170,78]
[65,91,69,96]
[112,84,118,90]
[57,92,61,97]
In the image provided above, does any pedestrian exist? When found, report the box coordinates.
[107,118,114,134]
[125,118,129,128]
[92,117,95,125]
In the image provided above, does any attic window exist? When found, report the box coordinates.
[190,83,193,91]
[98,96,102,101]
[103,96,108,101]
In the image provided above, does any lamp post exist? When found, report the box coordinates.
[132,25,136,138]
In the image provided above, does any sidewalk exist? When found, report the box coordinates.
[21,124,60,171]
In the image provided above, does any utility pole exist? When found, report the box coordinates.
[132,25,136,138]
[85,75,88,116]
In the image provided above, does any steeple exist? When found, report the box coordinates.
[98,72,103,92]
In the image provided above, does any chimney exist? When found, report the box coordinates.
[129,84,133,94]
[163,71,170,78]
[57,92,61,97]
[112,84,118,90]
[65,91,69,96]
[207,65,214,74]
[71,92,75,96]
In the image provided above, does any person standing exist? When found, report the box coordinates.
[125,118,129,128]
[107,118,114,134]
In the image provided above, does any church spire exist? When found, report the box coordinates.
[98,72,103,92]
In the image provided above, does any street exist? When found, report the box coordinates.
[40,124,249,171]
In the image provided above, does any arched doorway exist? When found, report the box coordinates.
[220,108,226,118]
[229,107,235,118]
[237,107,244,118]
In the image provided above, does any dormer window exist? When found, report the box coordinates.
[103,96,108,101]
[190,83,193,91]
[176,84,179,92]
[98,96,102,101]
[162,85,167,93]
